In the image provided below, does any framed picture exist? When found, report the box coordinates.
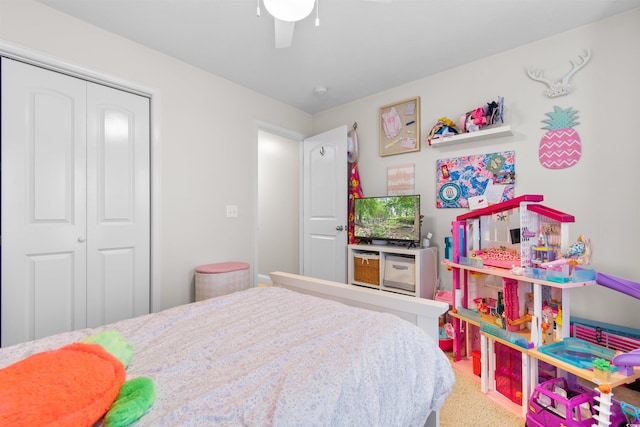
[387,163,415,195]
[379,97,420,157]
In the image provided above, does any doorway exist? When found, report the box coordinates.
[256,127,303,285]
[254,124,348,286]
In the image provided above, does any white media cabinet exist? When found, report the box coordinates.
[347,244,439,299]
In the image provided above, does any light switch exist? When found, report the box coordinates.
[226,205,238,218]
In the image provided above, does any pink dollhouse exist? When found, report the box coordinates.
[446,194,640,424]
[451,194,579,345]
[448,195,590,414]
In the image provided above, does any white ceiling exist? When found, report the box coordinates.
[35,0,640,114]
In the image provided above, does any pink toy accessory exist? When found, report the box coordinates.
[471,108,487,126]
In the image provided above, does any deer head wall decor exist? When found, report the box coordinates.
[527,50,591,98]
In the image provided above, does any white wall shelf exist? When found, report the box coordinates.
[429,125,512,147]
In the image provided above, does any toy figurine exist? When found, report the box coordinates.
[541,234,592,270]
[537,227,548,247]
[563,234,592,265]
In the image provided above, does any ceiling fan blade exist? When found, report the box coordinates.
[274,18,295,49]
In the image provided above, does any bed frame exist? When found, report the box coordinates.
[269,271,450,427]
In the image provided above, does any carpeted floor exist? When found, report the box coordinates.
[440,367,523,427]
[440,360,640,427]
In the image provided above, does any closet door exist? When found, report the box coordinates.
[1,58,88,346]
[1,58,151,347]
[86,84,150,327]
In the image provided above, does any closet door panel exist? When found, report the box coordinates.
[86,83,150,327]
[98,247,135,325]
[32,91,77,221]
[31,252,77,340]
[102,108,134,219]
[1,58,87,346]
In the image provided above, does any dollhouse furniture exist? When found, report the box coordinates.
[446,194,640,421]
[195,261,250,301]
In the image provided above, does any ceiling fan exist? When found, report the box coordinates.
[259,0,391,49]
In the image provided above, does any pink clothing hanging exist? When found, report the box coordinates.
[382,106,402,139]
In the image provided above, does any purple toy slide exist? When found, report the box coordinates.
[595,272,640,300]
[613,349,640,376]
[594,272,640,375]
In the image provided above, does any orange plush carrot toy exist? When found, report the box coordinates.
[0,331,154,427]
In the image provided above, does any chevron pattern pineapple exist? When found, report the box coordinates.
[538,106,581,169]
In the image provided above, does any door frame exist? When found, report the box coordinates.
[0,40,162,313]
[252,121,305,286]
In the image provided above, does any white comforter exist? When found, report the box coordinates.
[0,286,454,426]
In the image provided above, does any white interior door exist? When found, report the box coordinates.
[302,126,348,283]
[1,58,88,346]
[86,84,150,327]
[1,58,150,346]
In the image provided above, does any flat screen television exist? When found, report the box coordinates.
[353,195,420,245]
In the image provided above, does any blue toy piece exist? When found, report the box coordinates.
[620,401,640,423]
[538,338,618,371]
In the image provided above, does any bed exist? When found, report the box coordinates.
[0,272,454,427]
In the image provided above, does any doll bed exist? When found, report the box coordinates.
[0,272,454,427]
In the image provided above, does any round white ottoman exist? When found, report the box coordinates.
[195,262,250,301]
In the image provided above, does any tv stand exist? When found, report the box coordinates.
[348,244,438,299]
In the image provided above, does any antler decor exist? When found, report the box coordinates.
[527,50,591,98]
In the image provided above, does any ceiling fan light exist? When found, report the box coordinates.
[264,0,315,22]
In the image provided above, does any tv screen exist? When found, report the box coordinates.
[353,195,420,244]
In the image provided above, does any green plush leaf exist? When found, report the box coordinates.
[80,330,133,368]
[105,377,156,427]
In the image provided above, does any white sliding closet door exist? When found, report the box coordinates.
[1,58,150,347]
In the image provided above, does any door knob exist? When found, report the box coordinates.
[78,236,86,243]
[336,225,344,231]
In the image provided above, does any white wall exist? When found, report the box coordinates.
[313,9,640,329]
[0,0,313,309]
